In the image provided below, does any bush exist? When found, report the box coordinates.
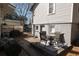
[9,30,22,38]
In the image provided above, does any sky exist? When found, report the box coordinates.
[13,3,32,24]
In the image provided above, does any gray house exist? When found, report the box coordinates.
[0,3,16,38]
[30,3,79,47]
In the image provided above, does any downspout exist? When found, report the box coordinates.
[31,11,34,36]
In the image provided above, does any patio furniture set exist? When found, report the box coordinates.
[40,31,67,49]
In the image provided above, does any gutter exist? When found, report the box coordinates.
[30,3,39,11]
[8,3,16,9]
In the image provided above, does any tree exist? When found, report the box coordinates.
[14,3,30,20]
[14,3,32,30]
[4,12,18,20]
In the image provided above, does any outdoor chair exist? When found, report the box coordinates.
[59,33,65,44]
[39,31,48,45]
[54,33,66,48]
[48,36,54,45]
[49,32,60,46]
[49,32,66,48]
[40,31,47,40]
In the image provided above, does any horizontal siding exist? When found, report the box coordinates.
[3,19,22,26]
[55,24,72,46]
[33,3,73,24]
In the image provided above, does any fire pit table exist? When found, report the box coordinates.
[31,42,68,56]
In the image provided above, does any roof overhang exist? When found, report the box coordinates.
[8,3,16,9]
[30,3,39,11]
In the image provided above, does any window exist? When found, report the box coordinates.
[36,26,38,30]
[49,25,55,33]
[49,3,56,14]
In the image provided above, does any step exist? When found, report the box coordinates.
[66,46,79,56]
[71,47,79,53]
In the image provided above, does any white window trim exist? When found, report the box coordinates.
[48,3,56,15]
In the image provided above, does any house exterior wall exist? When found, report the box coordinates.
[71,3,79,42]
[0,4,16,38]
[32,3,75,46]
[2,19,23,32]
[3,19,22,26]
[34,25,40,38]
[33,3,73,24]
[0,17,2,38]
[0,3,15,26]
[33,24,72,46]
[55,24,72,46]
[34,24,49,39]
[72,3,79,23]
[0,6,3,38]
